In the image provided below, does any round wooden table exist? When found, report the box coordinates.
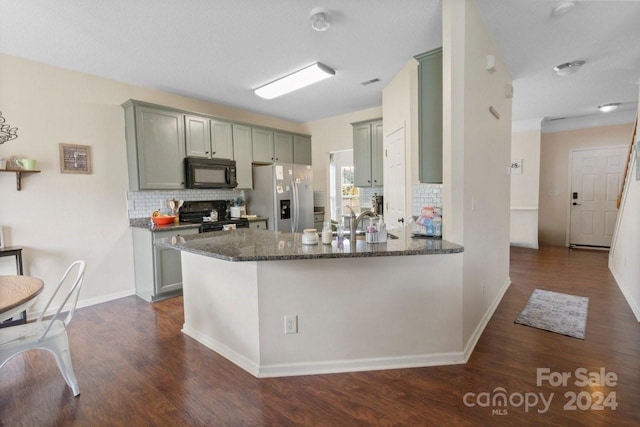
[0,275,44,325]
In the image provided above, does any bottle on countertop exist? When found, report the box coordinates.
[336,223,345,249]
[322,221,332,245]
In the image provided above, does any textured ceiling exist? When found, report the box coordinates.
[0,0,638,124]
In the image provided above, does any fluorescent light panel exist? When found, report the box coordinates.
[255,63,335,99]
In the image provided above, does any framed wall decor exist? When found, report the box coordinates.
[59,143,92,174]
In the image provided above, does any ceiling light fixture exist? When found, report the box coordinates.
[310,8,331,32]
[552,1,576,16]
[553,60,585,76]
[597,103,620,113]
[254,62,335,99]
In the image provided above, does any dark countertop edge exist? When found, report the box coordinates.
[155,241,464,262]
[129,217,268,231]
[129,218,200,232]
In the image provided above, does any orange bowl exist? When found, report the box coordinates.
[151,216,175,225]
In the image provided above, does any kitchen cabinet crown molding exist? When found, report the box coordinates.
[121,99,311,139]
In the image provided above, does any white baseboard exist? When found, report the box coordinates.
[510,241,539,249]
[257,352,466,378]
[182,324,465,378]
[463,277,512,361]
[182,324,260,376]
[609,265,640,322]
[28,288,136,319]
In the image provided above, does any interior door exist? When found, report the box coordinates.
[569,147,627,247]
[384,125,406,229]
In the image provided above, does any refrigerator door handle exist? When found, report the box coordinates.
[291,180,297,233]
[295,182,300,232]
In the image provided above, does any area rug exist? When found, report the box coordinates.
[515,289,589,339]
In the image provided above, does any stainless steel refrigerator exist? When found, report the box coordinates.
[246,164,313,232]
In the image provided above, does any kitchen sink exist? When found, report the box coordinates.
[321,230,399,240]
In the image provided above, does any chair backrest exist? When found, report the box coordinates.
[36,260,86,342]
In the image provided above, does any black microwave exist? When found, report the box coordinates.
[185,157,238,189]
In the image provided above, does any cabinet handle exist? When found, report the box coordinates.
[205,151,209,154]
[212,151,216,155]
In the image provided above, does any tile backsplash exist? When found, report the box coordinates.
[128,183,444,219]
[358,186,384,208]
[356,184,442,217]
[127,189,244,218]
[412,183,443,216]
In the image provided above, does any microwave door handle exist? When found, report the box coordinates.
[225,167,230,185]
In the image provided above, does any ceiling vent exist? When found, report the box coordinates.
[360,78,381,86]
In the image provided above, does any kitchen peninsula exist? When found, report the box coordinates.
[156,228,464,377]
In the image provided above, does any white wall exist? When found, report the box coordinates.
[609,91,640,321]
[510,126,541,248]
[443,0,513,346]
[382,59,420,219]
[0,53,305,312]
[539,123,634,246]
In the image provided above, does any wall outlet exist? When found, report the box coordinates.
[159,200,167,209]
[284,315,298,334]
[127,199,135,210]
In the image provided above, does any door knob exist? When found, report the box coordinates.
[572,202,581,206]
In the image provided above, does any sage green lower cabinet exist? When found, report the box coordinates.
[132,227,199,302]
[123,101,186,190]
[233,124,253,189]
[416,47,443,183]
[248,219,268,229]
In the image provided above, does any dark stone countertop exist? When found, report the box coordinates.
[155,228,463,262]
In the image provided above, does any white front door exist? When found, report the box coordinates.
[384,125,406,229]
[569,147,627,247]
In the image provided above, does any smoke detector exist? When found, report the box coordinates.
[310,8,331,32]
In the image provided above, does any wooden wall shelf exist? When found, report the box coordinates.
[0,168,41,191]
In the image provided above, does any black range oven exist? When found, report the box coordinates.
[179,200,249,233]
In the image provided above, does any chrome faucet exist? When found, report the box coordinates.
[345,205,378,243]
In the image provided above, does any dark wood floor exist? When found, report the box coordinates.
[1,246,639,426]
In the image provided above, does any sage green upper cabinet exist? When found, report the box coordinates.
[252,128,274,163]
[252,128,295,164]
[123,101,186,190]
[233,124,253,189]
[210,120,234,160]
[184,115,210,158]
[416,48,443,183]
[185,115,233,160]
[274,132,294,164]
[353,119,383,187]
[293,135,312,165]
